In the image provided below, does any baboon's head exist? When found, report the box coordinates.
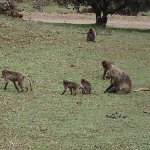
[105,69,121,79]
[63,80,69,85]
[2,69,7,77]
[89,28,93,33]
[101,60,107,68]
[81,79,86,84]
[78,84,84,89]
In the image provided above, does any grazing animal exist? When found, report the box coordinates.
[79,79,91,94]
[87,28,96,42]
[104,69,132,94]
[61,80,78,95]
[1,69,32,92]
[101,60,118,80]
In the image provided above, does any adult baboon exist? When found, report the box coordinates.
[79,79,91,94]
[1,69,32,92]
[87,28,96,42]
[101,60,118,80]
[104,69,132,94]
[61,80,78,95]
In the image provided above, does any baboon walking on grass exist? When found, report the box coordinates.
[1,69,32,92]
[61,80,78,95]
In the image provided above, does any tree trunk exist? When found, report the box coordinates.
[91,1,108,27]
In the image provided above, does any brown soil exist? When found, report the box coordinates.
[23,12,150,29]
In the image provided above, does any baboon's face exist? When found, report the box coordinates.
[81,79,85,84]
[101,61,106,67]
[2,70,6,77]
[89,28,92,32]
[78,84,84,89]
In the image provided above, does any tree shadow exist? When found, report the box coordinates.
[37,21,150,34]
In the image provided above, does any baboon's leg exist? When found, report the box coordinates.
[104,84,114,93]
[103,70,107,80]
[61,87,67,95]
[61,90,66,95]
[4,79,9,90]
[18,81,24,92]
[108,87,117,93]
[70,88,73,95]
[13,81,20,92]
[74,89,77,95]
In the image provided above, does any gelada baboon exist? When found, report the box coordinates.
[87,28,96,42]
[79,79,91,94]
[104,69,132,94]
[61,80,78,95]
[101,60,118,80]
[134,88,150,92]
[1,69,32,92]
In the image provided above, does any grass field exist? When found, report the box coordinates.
[0,15,150,150]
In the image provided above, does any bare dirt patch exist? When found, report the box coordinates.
[22,12,150,29]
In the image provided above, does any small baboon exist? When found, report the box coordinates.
[101,60,118,80]
[104,69,132,94]
[134,88,150,92]
[87,28,96,42]
[61,80,78,95]
[1,69,32,92]
[79,79,91,94]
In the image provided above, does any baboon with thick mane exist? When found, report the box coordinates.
[79,79,91,94]
[61,80,78,95]
[1,69,32,92]
[87,28,96,42]
[104,69,132,94]
[101,60,118,80]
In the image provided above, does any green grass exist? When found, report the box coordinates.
[0,15,150,150]
[17,1,76,13]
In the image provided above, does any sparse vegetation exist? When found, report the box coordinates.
[0,12,150,150]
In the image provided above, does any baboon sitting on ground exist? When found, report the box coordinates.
[79,79,91,94]
[104,69,132,94]
[87,28,96,42]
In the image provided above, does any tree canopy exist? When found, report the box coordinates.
[56,0,150,27]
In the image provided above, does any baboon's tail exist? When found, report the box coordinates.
[25,76,33,91]
[134,88,150,92]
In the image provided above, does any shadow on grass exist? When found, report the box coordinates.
[38,21,150,34]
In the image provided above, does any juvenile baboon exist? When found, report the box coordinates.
[104,69,132,94]
[1,69,32,92]
[134,88,150,92]
[61,80,78,95]
[87,28,96,42]
[101,60,118,80]
[79,79,91,94]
